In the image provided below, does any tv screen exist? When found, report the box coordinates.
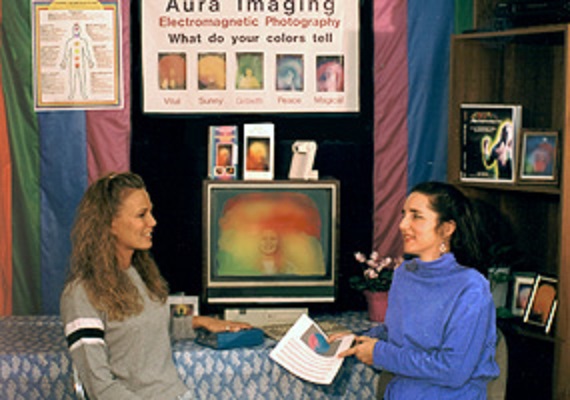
[203,180,339,305]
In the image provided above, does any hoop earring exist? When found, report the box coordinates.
[439,242,447,256]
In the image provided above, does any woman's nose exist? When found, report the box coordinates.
[399,215,408,231]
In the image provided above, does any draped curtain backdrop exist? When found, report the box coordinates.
[372,0,461,256]
[0,0,131,315]
[1,1,470,315]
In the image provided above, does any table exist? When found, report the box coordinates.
[0,312,380,399]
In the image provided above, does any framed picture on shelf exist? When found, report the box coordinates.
[243,123,274,180]
[488,267,510,309]
[167,295,199,318]
[523,274,558,334]
[511,273,535,317]
[519,130,559,184]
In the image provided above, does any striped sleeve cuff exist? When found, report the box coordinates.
[64,318,105,352]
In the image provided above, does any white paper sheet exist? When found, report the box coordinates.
[269,314,355,385]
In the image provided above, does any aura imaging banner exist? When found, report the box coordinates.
[141,0,359,113]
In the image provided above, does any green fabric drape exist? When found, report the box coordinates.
[454,0,474,34]
[1,0,41,314]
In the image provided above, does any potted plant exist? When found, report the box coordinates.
[350,252,403,322]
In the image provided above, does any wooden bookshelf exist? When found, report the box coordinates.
[449,24,570,398]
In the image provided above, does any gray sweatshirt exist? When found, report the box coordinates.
[60,267,189,400]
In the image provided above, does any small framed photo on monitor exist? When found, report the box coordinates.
[523,274,558,334]
[519,130,559,184]
[243,123,274,180]
[511,273,535,317]
[168,294,199,317]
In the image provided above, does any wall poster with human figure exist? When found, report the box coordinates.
[141,0,359,113]
[32,0,122,110]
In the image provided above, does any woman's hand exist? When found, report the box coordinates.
[193,316,252,333]
[327,331,353,343]
[338,336,378,366]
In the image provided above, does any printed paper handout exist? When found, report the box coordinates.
[269,314,355,385]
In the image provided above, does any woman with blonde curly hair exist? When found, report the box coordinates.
[61,172,250,400]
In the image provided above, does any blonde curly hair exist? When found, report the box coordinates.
[64,172,169,320]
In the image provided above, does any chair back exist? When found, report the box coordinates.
[487,328,508,400]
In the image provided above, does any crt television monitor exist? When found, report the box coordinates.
[202,179,339,306]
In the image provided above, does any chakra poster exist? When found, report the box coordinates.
[32,0,123,110]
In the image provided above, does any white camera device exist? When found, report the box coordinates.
[288,140,318,180]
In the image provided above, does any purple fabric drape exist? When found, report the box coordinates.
[85,0,131,183]
[372,0,408,256]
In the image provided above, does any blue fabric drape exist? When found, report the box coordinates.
[38,112,87,314]
[406,1,454,190]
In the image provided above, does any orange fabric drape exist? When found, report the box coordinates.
[0,0,14,315]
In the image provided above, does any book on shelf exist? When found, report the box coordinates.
[460,104,522,183]
[269,314,355,385]
[208,125,238,180]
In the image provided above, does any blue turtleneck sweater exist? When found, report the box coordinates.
[366,253,499,399]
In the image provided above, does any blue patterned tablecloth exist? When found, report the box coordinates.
[0,311,380,400]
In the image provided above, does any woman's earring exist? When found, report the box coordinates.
[439,242,447,256]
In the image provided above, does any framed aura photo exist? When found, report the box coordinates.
[276,54,304,92]
[316,55,345,93]
[198,52,227,90]
[236,52,264,90]
[158,53,187,90]
[243,123,274,180]
[167,295,199,318]
[523,275,558,334]
[519,130,559,184]
[511,273,535,317]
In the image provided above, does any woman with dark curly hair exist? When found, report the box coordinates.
[333,181,500,399]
